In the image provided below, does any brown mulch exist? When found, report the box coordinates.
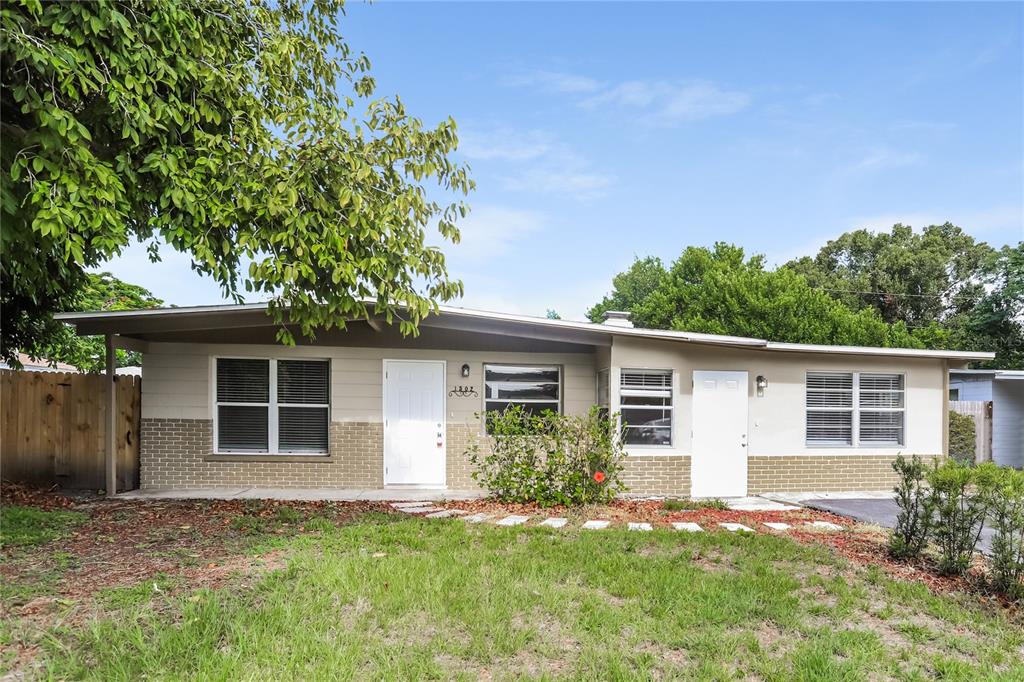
[1,488,392,605]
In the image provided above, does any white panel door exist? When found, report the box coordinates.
[691,370,749,498]
[384,360,446,486]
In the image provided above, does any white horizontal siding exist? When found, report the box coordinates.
[141,343,596,424]
[992,381,1024,468]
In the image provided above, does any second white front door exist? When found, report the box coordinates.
[690,370,749,498]
[384,360,446,486]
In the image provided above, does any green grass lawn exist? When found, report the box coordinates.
[26,512,1023,681]
[0,505,87,548]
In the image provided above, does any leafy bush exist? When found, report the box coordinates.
[927,461,999,576]
[948,411,977,465]
[468,406,627,506]
[988,468,1024,598]
[889,455,934,559]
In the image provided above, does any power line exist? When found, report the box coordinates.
[816,287,984,301]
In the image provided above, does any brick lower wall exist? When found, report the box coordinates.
[143,420,926,495]
[746,454,944,493]
[141,418,383,488]
[620,456,691,496]
[446,423,486,491]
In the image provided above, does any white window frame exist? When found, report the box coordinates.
[619,368,674,449]
[213,356,331,455]
[805,371,905,448]
[481,363,562,433]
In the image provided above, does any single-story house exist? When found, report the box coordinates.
[949,369,1024,469]
[56,304,994,497]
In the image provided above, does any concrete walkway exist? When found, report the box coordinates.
[117,487,484,502]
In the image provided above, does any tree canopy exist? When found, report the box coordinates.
[786,223,993,326]
[588,243,919,348]
[43,272,164,371]
[1,0,473,364]
[589,227,1022,368]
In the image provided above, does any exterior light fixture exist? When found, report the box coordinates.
[756,375,768,397]
[461,363,471,378]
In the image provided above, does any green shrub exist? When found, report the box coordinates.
[468,405,627,507]
[927,461,999,576]
[988,467,1024,599]
[889,455,934,559]
[948,411,977,465]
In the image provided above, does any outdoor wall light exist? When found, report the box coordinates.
[756,375,768,397]
[461,363,471,378]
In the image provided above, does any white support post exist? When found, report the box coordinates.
[105,334,117,496]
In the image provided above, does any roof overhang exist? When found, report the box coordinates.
[54,302,998,362]
[950,368,1024,380]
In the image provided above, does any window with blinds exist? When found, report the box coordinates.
[620,369,672,446]
[215,358,329,454]
[805,372,904,447]
[277,360,329,453]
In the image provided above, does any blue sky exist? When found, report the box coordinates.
[104,1,1023,321]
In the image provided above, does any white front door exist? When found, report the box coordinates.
[690,370,749,497]
[384,360,446,486]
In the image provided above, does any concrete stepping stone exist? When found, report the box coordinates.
[806,521,844,531]
[398,506,439,514]
[719,522,754,532]
[463,513,491,524]
[391,501,432,509]
[628,522,653,532]
[425,509,467,519]
[763,522,791,531]
[539,517,568,528]
[581,520,610,530]
[495,515,530,527]
[672,522,704,532]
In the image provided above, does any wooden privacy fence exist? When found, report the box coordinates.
[1,370,140,490]
[949,400,993,464]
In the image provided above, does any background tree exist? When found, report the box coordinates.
[786,224,994,327]
[589,243,919,347]
[958,243,1024,368]
[587,256,666,324]
[41,272,163,371]
[1,0,472,365]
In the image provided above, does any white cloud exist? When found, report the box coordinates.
[462,126,614,200]
[459,129,552,162]
[506,68,751,126]
[445,205,546,264]
[582,79,752,125]
[501,168,613,200]
[848,147,924,172]
[503,69,605,94]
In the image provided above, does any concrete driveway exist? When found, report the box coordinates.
[803,497,994,555]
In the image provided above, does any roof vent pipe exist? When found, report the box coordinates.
[602,310,634,328]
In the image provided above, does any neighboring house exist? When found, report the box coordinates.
[0,352,141,376]
[949,369,1024,469]
[1,352,80,373]
[56,304,993,496]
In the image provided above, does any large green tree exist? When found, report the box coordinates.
[589,243,920,347]
[958,243,1024,369]
[786,224,994,327]
[1,0,472,364]
[43,272,164,371]
[787,224,1021,367]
